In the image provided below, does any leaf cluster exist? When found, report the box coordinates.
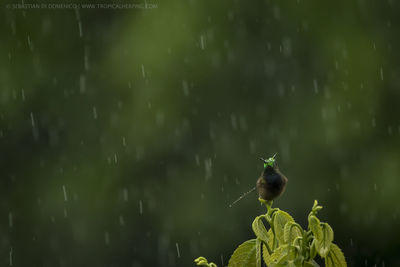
[195,200,346,267]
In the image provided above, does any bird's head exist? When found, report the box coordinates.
[260,153,277,169]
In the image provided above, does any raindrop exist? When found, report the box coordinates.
[136,146,144,160]
[75,9,83,37]
[282,37,292,57]
[92,106,98,119]
[78,21,83,37]
[114,153,118,163]
[21,89,25,101]
[380,67,384,80]
[11,20,16,35]
[139,200,143,214]
[204,158,212,180]
[84,46,90,70]
[273,6,281,20]
[9,212,13,228]
[63,207,68,218]
[249,140,256,154]
[239,115,248,131]
[374,184,377,191]
[104,231,110,245]
[9,247,12,266]
[227,10,234,21]
[30,112,35,127]
[62,185,68,201]
[176,242,181,258]
[123,188,128,202]
[200,35,205,50]
[313,79,319,94]
[182,80,189,96]
[195,154,200,166]
[141,64,146,78]
[278,83,285,97]
[27,35,33,51]
[79,75,86,94]
[371,117,376,128]
[387,126,393,136]
[122,137,126,146]
[119,215,125,226]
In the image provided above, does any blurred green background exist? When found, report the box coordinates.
[1,0,400,266]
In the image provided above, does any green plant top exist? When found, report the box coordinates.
[195,199,347,267]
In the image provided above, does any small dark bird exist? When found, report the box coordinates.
[256,154,288,201]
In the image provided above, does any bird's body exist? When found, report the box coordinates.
[256,164,288,201]
[228,155,288,208]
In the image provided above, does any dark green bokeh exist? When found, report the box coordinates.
[1,1,399,266]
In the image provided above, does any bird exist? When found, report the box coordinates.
[256,154,288,201]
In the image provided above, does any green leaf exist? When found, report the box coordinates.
[194,257,218,267]
[325,243,347,267]
[273,210,295,245]
[256,239,262,267]
[281,260,297,267]
[293,255,305,266]
[262,229,276,264]
[228,239,257,267]
[304,260,320,267]
[283,222,303,246]
[267,245,289,265]
[308,216,322,240]
[311,200,323,215]
[310,239,317,259]
[262,243,270,265]
[315,223,334,258]
[312,200,318,210]
[252,216,269,244]
[267,229,275,250]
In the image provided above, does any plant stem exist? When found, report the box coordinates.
[258,198,278,249]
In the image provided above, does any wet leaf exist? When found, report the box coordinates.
[273,210,295,245]
[325,243,347,267]
[308,216,322,240]
[228,239,257,267]
[315,223,334,258]
[283,222,303,245]
[252,216,269,244]
[256,239,262,267]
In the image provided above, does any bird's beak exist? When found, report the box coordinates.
[259,157,267,163]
